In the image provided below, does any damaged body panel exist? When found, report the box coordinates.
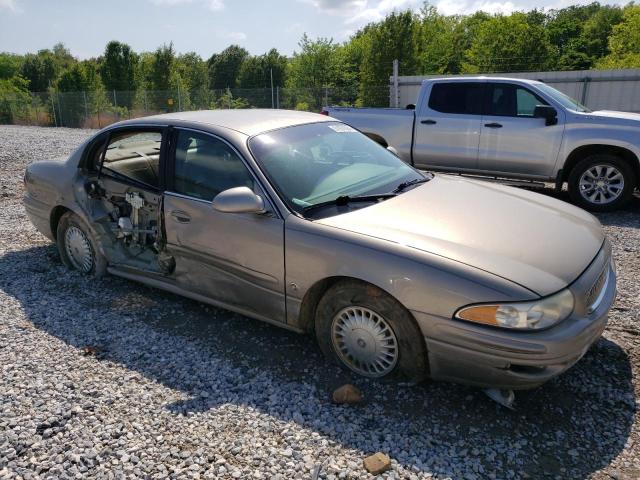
[24,109,616,391]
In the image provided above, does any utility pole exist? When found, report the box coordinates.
[270,68,275,109]
[392,59,399,108]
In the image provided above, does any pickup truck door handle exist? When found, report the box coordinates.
[170,210,191,223]
[484,122,503,128]
[421,119,437,125]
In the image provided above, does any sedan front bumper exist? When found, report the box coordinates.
[412,241,616,390]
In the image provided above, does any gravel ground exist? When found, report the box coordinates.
[1,124,639,480]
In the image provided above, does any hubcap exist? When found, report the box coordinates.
[331,306,398,378]
[64,226,94,273]
[579,164,624,205]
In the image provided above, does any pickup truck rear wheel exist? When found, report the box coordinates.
[568,154,635,212]
[315,280,427,382]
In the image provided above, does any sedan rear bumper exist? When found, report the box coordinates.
[412,242,616,390]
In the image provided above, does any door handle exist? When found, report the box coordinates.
[484,122,503,128]
[170,210,191,223]
[421,119,437,125]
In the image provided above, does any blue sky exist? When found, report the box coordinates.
[0,0,631,59]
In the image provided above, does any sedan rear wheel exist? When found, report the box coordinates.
[568,154,635,212]
[315,280,427,382]
[57,211,107,277]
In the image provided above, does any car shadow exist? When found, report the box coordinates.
[1,244,636,478]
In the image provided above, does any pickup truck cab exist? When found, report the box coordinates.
[324,77,640,211]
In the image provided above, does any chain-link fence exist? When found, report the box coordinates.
[0,86,391,128]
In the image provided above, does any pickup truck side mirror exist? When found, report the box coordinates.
[533,105,558,126]
[212,186,265,214]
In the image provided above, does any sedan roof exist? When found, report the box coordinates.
[130,109,332,136]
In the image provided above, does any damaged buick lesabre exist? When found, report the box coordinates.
[24,110,616,392]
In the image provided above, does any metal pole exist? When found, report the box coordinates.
[270,68,274,109]
[83,91,89,127]
[58,92,64,126]
[581,77,591,107]
[177,83,182,111]
[276,86,280,109]
[392,59,399,108]
[50,95,57,127]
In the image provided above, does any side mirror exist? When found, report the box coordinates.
[212,186,265,214]
[533,105,558,126]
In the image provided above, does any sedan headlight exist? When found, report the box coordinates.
[455,289,574,330]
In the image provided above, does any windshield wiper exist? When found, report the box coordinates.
[393,177,429,193]
[302,193,396,214]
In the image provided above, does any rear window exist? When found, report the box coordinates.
[428,83,483,115]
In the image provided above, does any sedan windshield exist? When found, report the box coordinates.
[536,83,591,113]
[249,122,427,216]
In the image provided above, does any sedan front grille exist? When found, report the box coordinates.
[585,266,609,314]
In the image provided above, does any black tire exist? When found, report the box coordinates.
[568,154,636,212]
[57,211,107,277]
[315,279,428,382]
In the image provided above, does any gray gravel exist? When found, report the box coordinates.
[1,124,640,479]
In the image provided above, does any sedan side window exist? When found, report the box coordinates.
[173,130,254,202]
[102,130,163,188]
[485,84,548,117]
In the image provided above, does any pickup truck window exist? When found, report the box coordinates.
[428,83,483,115]
[484,83,548,117]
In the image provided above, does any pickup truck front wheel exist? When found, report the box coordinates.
[568,154,635,212]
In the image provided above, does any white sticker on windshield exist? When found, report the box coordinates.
[328,124,357,133]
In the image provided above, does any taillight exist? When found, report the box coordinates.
[320,110,328,116]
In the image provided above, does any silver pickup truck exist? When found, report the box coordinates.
[323,77,640,211]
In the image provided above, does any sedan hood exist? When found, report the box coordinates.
[316,175,604,296]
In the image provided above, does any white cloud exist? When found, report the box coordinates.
[303,0,367,16]
[217,31,247,41]
[0,0,22,13]
[148,0,224,11]
[302,0,423,25]
[346,0,422,25]
[436,0,515,15]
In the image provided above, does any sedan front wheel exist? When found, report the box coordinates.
[315,280,428,382]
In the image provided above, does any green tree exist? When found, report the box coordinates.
[176,52,210,108]
[546,3,623,70]
[151,43,175,91]
[0,53,24,80]
[20,51,58,91]
[208,45,249,89]
[464,12,555,73]
[597,4,640,68]
[359,10,421,106]
[287,35,342,89]
[418,5,460,74]
[0,75,31,123]
[101,41,138,93]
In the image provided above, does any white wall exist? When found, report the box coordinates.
[391,69,640,113]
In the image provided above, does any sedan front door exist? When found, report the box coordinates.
[163,128,286,323]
